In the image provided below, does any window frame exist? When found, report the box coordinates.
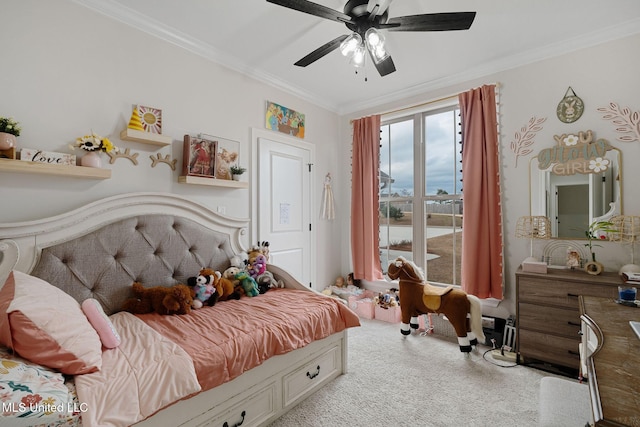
[380,102,462,286]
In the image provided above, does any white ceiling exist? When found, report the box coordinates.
[74,0,640,114]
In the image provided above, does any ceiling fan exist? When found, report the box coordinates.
[266,0,476,77]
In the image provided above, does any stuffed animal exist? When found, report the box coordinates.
[247,242,270,266]
[223,266,240,279]
[198,268,240,301]
[191,283,216,309]
[223,266,241,288]
[235,271,260,297]
[190,268,240,303]
[375,288,400,309]
[248,253,267,280]
[258,241,270,261]
[122,282,193,315]
[216,272,241,301]
[187,269,220,308]
[230,252,248,269]
[256,271,284,294]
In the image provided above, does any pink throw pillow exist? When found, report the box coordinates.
[0,271,102,375]
[82,298,121,349]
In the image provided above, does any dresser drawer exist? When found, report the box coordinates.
[518,302,582,338]
[518,277,616,309]
[283,345,340,407]
[519,329,580,369]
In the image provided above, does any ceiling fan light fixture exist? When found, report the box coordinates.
[339,32,362,56]
[370,43,389,64]
[268,0,476,77]
[349,43,366,67]
[365,28,383,48]
[365,27,389,64]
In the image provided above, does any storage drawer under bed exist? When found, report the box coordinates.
[283,345,341,407]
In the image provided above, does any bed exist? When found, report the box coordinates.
[0,192,360,427]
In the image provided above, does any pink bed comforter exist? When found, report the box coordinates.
[137,288,361,391]
[74,312,201,427]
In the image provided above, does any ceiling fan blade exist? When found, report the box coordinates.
[370,53,396,77]
[384,12,476,31]
[266,0,352,24]
[367,0,392,17]
[294,34,349,67]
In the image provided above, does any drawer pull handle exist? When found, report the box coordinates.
[568,321,581,327]
[307,365,321,379]
[223,410,246,427]
[567,293,580,298]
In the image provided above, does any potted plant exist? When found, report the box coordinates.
[70,131,119,168]
[0,117,21,150]
[230,164,246,181]
[583,220,617,275]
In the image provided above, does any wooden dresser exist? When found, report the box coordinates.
[515,267,620,372]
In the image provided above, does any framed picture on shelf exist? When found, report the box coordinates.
[182,135,217,178]
[211,136,240,180]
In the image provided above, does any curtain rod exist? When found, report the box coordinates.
[379,93,458,117]
[351,83,500,122]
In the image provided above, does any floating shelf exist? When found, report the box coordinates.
[178,175,248,188]
[119,128,172,146]
[0,158,111,179]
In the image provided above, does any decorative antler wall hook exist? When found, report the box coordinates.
[150,153,177,170]
[107,147,139,165]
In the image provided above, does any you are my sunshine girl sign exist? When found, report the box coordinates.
[537,130,614,176]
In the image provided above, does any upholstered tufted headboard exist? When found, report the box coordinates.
[0,193,250,315]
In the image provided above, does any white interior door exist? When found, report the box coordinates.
[257,137,313,287]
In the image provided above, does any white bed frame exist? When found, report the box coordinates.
[0,192,349,427]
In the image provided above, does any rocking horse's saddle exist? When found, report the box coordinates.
[422,284,454,311]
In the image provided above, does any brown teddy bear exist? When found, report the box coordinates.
[122,282,193,315]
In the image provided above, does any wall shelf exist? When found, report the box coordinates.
[119,128,172,146]
[178,175,248,188]
[0,158,111,179]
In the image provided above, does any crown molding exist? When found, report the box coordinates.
[338,17,640,114]
[70,0,340,112]
[70,0,639,116]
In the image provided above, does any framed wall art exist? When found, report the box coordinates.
[127,105,164,134]
[210,135,240,180]
[182,135,217,178]
[265,100,305,139]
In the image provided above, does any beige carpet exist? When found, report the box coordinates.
[269,318,569,427]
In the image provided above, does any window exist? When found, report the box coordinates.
[379,105,462,286]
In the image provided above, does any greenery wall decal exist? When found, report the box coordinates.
[598,102,640,143]
[510,116,546,167]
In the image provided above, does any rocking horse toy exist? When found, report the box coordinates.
[387,256,485,353]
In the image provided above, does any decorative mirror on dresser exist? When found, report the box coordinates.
[529,130,622,239]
